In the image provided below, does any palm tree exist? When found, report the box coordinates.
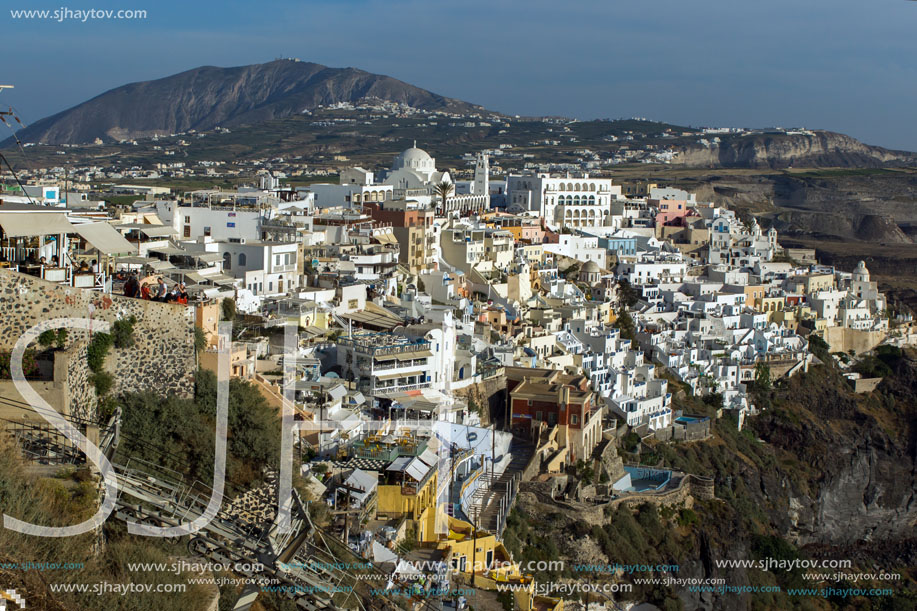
[433,180,454,212]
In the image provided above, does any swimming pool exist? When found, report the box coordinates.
[613,466,672,493]
[675,416,706,424]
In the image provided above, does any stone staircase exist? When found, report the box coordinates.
[470,440,533,535]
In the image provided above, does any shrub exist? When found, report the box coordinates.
[193,326,207,355]
[622,431,641,453]
[86,333,113,373]
[0,350,39,379]
[111,316,137,349]
[38,329,57,347]
[221,297,236,321]
[55,328,68,349]
[97,395,119,423]
[676,507,698,527]
[118,368,282,491]
[90,371,114,397]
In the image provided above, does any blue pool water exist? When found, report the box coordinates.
[613,466,672,493]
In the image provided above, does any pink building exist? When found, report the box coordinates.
[652,199,690,226]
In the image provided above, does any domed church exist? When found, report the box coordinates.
[383,142,451,191]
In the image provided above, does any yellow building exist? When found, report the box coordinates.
[743,285,766,310]
[376,451,439,542]
[436,516,563,611]
[789,273,835,294]
[759,296,785,321]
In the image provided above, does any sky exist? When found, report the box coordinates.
[2,0,916,151]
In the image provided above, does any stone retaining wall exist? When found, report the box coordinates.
[0,270,196,413]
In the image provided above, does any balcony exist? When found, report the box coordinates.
[372,358,429,371]
[349,433,429,460]
[373,381,432,395]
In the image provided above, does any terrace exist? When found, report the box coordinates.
[348,431,429,462]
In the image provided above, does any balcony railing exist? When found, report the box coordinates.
[373,382,432,395]
[373,359,428,371]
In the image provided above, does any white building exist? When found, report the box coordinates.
[505,173,623,229]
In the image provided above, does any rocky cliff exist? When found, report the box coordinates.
[505,351,917,610]
[674,131,914,169]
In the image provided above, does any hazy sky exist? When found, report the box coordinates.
[2,0,916,150]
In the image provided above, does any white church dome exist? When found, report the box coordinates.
[393,145,435,172]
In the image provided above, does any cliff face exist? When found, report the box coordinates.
[750,360,917,545]
[8,59,485,145]
[674,131,913,168]
[506,353,917,610]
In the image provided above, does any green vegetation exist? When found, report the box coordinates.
[221,297,236,321]
[502,508,565,580]
[617,278,640,308]
[90,370,114,397]
[753,362,772,392]
[807,334,830,362]
[614,306,637,342]
[0,350,39,379]
[111,316,137,349]
[86,332,113,373]
[433,180,454,210]
[119,368,281,490]
[622,431,641,453]
[193,326,208,355]
[0,439,211,610]
[38,328,68,349]
[853,345,904,379]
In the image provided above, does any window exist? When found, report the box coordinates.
[184,216,190,223]
[238,253,246,266]
[203,226,212,237]
[222,252,231,270]
[571,414,579,425]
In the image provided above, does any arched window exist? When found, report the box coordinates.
[558,183,565,192]
[567,182,574,191]
[589,195,596,205]
[222,252,231,271]
[238,253,247,267]
[573,195,581,205]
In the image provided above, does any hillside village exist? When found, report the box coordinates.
[0,143,909,611]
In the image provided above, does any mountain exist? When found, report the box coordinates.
[7,60,487,145]
[673,131,914,169]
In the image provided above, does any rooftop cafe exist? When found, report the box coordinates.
[0,203,137,292]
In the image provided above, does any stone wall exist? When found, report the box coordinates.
[853,377,883,393]
[60,339,98,421]
[823,327,887,354]
[0,270,196,407]
[453,373,508,428]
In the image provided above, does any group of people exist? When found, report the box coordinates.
[122,272,188,304]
